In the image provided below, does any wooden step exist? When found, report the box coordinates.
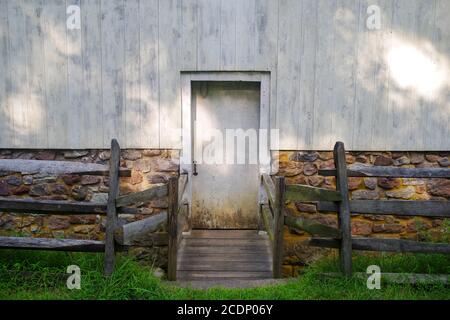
[177,229,273,281]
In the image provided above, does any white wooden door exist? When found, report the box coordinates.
[191,81,260,229]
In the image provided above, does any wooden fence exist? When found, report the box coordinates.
[261,141,450,281]
[0,139,187,277]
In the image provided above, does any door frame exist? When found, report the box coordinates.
[180,71,272,222]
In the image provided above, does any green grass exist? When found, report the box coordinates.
[0,250,449,300]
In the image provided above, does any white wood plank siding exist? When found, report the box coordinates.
[0,0,449,151]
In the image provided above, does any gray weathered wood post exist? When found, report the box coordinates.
[273,176,285,278]
[167,176,179,281]
[333,141,352,277]
[104,139,120,276]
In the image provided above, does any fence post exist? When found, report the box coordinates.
[104,139,120,276]
[333,141,352,277]
[273,176,285,278]
[167,176,179,281]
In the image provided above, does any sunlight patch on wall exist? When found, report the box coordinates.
[386,36,448,100]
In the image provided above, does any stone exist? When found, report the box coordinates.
[129,171,143,185]
[318,152,333,160]
[29,184,50,197]
[11,185,30,195]
[71,185,88,201]
[33,174,57,184]
[150,198,168,209]
[154,158,179,172]
[98,151,111,161]
[364,178,377,190]
[402,178,424,186]
[425,154,440,163]
[351,220,373,236]
[303,163,317,176]
[69,215,97,224]
[0,181,9,196]
[347,177,363,190]
[415,185,427,194]
[48,217,70,230]
[438,158,449,167]
[64,150,89,158]
[50,184,68,195]
[410,153,424,164]
[307,176,324,187]
[345,154,355,164]
[319,159,335,169]
[377,178,401,189]
[393,156,410,166]
[91,193,108,203]
[351,190,379,200]
[391,152,405,159]
[372,223,405,234]
[142,150,162,157]
[355,155,368,163]
[289,152,318,162]
[374,155,393,166]
[81,175,101,185]
[35,151,56,160]
[278,162,303,177]
[428,180,450,198]
[295,202,317,213]
[133,159,152,172]
[6,176,22,186]
[73,225,97,234]
[148,174,168,184]
[386,187,415,199]
[61,174,81,185]
[23,176,33,185]
[123,150,142,160]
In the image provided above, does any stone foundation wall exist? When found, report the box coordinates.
[276,151,450,277]
[0,149,180,268]
[1,149,449,277]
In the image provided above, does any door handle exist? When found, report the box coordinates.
[193,161,198,176]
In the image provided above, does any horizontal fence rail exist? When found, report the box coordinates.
[285,184,342,202]
[0,236,105,252]
[317,200,450,218]
[310,237,450,254]
[319,164,450,178]
[115,184,168,207]
[0,159,131,177]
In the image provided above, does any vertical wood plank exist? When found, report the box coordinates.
[124,0,142,148]
[197,0,220,70]
[297,0,318,149]
[219,0,236,70]
[23,0,47,147]
[181,0,198,70]
[139,0,159,148]
[273,176,285,278]
[368,0,393,150]
[312,0,336,149]
[81,0,103,148]
[235,0,256,70]
[7,1,30,148]
[101,0,126,145]
[276,0,302,150]
[0,0,13,147]
[333,141,352,276]
[254,0,278,71]
[167,176,179,281]
[332,0,360,148]
[104,139,120,276]
[433,0,450,151]
[159,0,182,148]
[43,0,69,148]
[66,0,83,148]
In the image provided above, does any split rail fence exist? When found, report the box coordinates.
[0,139,188,277]
[260,141,450,282]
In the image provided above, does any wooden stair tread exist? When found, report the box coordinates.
[177,229,273,281]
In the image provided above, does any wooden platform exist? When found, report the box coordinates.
[177,230,273,281]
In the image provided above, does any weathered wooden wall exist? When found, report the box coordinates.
[0,0,449,150]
